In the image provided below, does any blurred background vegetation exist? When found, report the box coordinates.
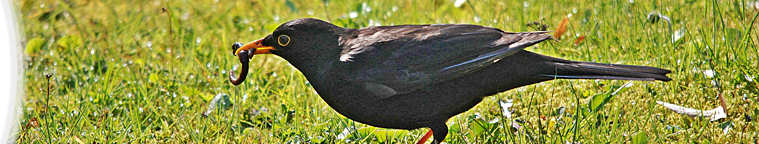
[16,0,758,143]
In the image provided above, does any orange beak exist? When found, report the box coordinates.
[234,38,275,56]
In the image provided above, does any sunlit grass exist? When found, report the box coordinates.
[17,0,758,143]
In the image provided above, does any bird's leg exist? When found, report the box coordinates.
[229,49,250,85]
[416,129,434,144]
[416,123,448,144]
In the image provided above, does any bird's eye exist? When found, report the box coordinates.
[277,35,291,47]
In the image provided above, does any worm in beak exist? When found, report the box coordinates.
[229,42,250,85]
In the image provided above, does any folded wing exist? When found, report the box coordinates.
[339,24,551,98]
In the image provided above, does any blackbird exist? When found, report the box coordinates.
[229,18,671,143]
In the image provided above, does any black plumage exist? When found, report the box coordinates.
[229,18,671,143]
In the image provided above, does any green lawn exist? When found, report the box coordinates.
[16,0,758,143]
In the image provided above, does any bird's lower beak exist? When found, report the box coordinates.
[234,38,275,56]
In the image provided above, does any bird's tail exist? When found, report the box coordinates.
[541,59,672,81]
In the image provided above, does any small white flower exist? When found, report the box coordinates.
[454,0,467,8]
[336,127,352,140]
[703,70,715,78]
[362,3,371,12]
[673,29,685,42]
[498,99,513,118]
[488,117,500,123]
[348,12,358,18]
[745,74,754,82]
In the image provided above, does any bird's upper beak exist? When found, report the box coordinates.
[234,38,275,56]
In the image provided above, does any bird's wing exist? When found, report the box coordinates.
[339,24,551,98]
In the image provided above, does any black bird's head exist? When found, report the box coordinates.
[229,18,344,85]
[233,18,344,60]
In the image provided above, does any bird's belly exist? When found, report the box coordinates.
[316,92,426,129]
[315,85,485,130]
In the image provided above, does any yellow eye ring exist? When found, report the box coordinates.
[277,35,291,46]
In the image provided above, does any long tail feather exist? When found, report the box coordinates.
[542,60,672,81]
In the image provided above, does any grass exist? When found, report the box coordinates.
[15,0,759,143]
